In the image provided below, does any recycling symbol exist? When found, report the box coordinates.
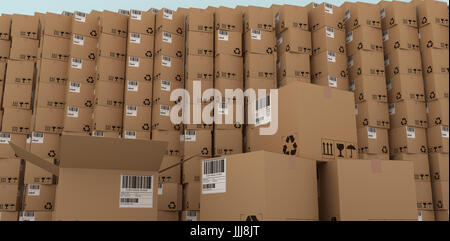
[420,146,427,153]
[145,51,152,58]
[216,71,220,78]
[390,18,395,25]
[44,202,53,210]
[86,76,94,83]
[353,19,358,27]
[88,53,96,60]
[143,99,151,105]
[283,70,286,77]
[286,45,290,52]
[144,75,151,81]
[90,30,97,37]
[266,47,273,54]
[382,146,388,154]
[427,41,433,48]
[427,66,432,73]
[434,172,440,180]
[357,68,362,75]
[422,17,427,24]
[337,22,343,29]
[168,202,176,209]
[396,93,402,100]
[234,48,241,55]
[282,135,297,155]
[83,125,91,132]
[401,118,407,125]
[429,92,436,100]
[176,51,182,57]
[146,27,153,34]
[435,117,442,125]
[174,125,181,131]
[340,71,346,77]
[201,147,209,155]
[234,123,242,129]
[339,46,344,53]
[394,41,400,49]
[363,119,369,126]
[394,67,399,74]
[85,100,93,107]
[359,93,364,100]
[175,75,182,82]
[437,201,443,209]
[357,43,363,49]
[176,28,183,35]
[48,150,56,158]
[142,124,150,131]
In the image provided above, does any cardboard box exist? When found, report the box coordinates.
[125,57,153,82]
[181,129,212,159]
[0,133,27,159]
[98,33,127,61]
[355,100,390,129]
[0,15,11,40]
[311,51,348,89]
[183,182,200,211]
[40,12,72,39]
[123,105,151,132]
[351,75,387,103]
[93,106,123,132]
[385,50,422,79]
[277,28,311,55]
[0,40,10,60]
[387,74,425,103]
[154,54,184,83]
[128,10,156,35]
[343,2,381,31]
[186,31,213,57]
[379,0,418,29]
[186,8,213,33]
[181,210,199,221]
[0,159,21,184]
[0,211,18,221]
[124,80,152,107]
[200,152,318,220]
[2,83,33,109]
[9,37,38,61]
[70,33,98,61]
[94,80,124,108]
[214,101,244,130]
[157,183,182,211]
[427,125,449,154]
[416,0,449,28]
[309,3,345,32]
[151,102,182,131]
[419,23,449,50]
[68,57,96,85]
[429,153,449,182]
[184,80,214,104]
[11,14,38,39]
[243,6,274,33]
[152,130,182,156]
[215,54,243,82]
[215,78,245,102]
[213,129,243,156]
[1,108,32,134]
[0,184,20,211]
[63,106,93,134]
[421,48,449,76]
[357,126,389,155]
[155,30,184,58]
[432,181,449,210]
[214,7,242,33]
[39,35,70,62]
[244,53,275,80]
[389,101,427,129]
[127,32,154,59]
[66,80,95,108]
[346,26,383,57]
[185,55,213,81]
[390,153,431,182]
[152,78,182,104]
[312,26,345,57]
[96,57,125,83]
[18,211,52,221]
[32,108,65,134]
[27,132,59,159]
[11,134,168,220]
[22,184,55,211]
[389,126,427,154]
[156,9,185,36]
[72,11,100,38]
[427,99,448,127]
[382,26,419,56]
[277,52,310,82]
[416,181,434,210]
[275,4,308,33]
[319,158,417,220]
[348,50,385,79]
[159,155,181,178]
[245,29,276,55]
[38,59,68,84]
[99,10,128,38]
[35,82,66,109]
[215,29,242,56]
[434,210,449,221]
[424,74,449,102]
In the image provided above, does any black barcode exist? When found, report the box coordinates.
[158,183,163,189]
[407,127,415,132]
[32,132,44,138]
[128,81,138,86]
[129,56,139,62]
[203,159,225,175]
[326,26,334,33]
[325,3,333,9]
[74,34,83,40]
[72,58,82,64]
[22,211,35,217]
[63,11,73,16]
[127,106,137,111]
[186,130,196,136]
[368,127,376,133]
[221,103,227,109]
[164,9,172,14]
[256,117,264,124]
[256,95,270,110]
[162,80,170,85]
[131,32,140,38]
[119,9,130,15]
[328,51,335,57]
[29,184,40,190]
[203,184,215,189]
[120,198,139,204]
[442,126,449,132]
[251,29,261,35]
[162,56,171,61]
[69,106,78,112]
[329,76,337,81]
[219,30,228,36]
[93,131,104,137]
[132,9,142,15]
[161,105,170,110]
[346,32,352,38]
[126,131,136,136]
[163,32,171,38]
[121,175,152,189]
[70,82,81,87]
[187,211,197,217]
[76,11,86,17]
[0,133,11,138]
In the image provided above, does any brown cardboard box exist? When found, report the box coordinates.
[348,50,385,79]
[35,82,66,109]
[0,184,20,211]
[183,182,200,211]
[215,30,242,56]
[416,0,449,28]
[351,75,387,103]
[275,4,308,33]
[93,106,123,132]
[186,8,213,33]
[382,25,419,55]
[243,6,274,33]
[0,133,27,159]
[432,181,449,210]
[213,129,243,156]
[391,153,431,182]
[126,57,153,82]
[0,40,10,60]
[157,211,180,221]
[40,12,72,39]
[200,152,318,220]
[18,211,52,221]
[319,159,417,221]
[346,26,383,56]
[0,15,11,40]
[312,26,345,56]
[215,54,243,82]
[424,74,449,102]
[154,54,184,83]
[128,10,155,35]
[245,29,276,55]
[159,164,181,185]
[127,32,154,59]
[311,50,348,88]
[65,80,95,108]
[245,53,275,80]
[427,125,449,154]
[123,105,151,132]
[11,14,38,39]
[63,105,93,134]
[389,126,428,154]
[343,2,381,31]
[357,126,389,155]
[387,74,425,103]
[22,184,55,211]
[153,131,182,156]
[11,134,168,220]
[434,210,449,221]
[39,35,70,62]
[98,33,127,61]
[427,99,448,127]
[9,37,38,61]
[421,48,449,76]
[122,130,150,140]
[181,156,202,183]
[38,59,68,84]
[416,181,434,210]
[186,31,213,57]
[159,153,180,172]
[214,7,242,33]
[355,100,390,129]
[379,0,418,30]
[155,30,184,58]
[429,153,449,182]
[309,2,345,32]
[151,102,182,131]
[0,211,18,221]
[28,132,59,160]
[184,80,214,104]
[124,80,152,107]
[72,11,100,38]
[99,10,128,38]
[157,183,182,211]
[67,57,96,85]
[215,79,245,102]
[70,33,98,61]
[277,52,310,82]
[389,101,427,129]
[385,49,422,78]
[2,83,33,109]
[0,159,21,184]
[183,102,214,128]
[94,81,124,108]
[152,78,183,104]
[32,108,65,134]
[156,9,185,36]
[182,129,212,159]
[419,23,449,50]
[96,57,125,83]
[214,100,244,130]
[185,55,213,81]
[1,108,32,134]
[277,28,311,55]
[181,210,199,221]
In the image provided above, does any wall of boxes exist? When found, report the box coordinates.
[0,0,448,221]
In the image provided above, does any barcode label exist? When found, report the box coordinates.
[71,58,82,69]
[28,184,41,196]
[162,31,172,43]
[368,127,377,139]
[355,104,358,115]
[73,34,84,46]
[442,126,449,138]
[157,183,163,195]
[184,130,196,142]
[382,31,389,42]
[251,29,261,40]
[69,81,81,93]
[130,32,141,44]
[127,81,138,92]
[63,11,73,17]
[125,131,137,139]
[75,11,86,22]
[384,55,389,66]
[120,175,153,208]
[31,132,44,144]
[131,9,142,20]
[326,26,334,38]
[380,8,386,19]
[328,76,337,88]
[217,103,228,115]
[186,211,197,221]
[417,211,423,221]
[349,79,355,92]
[128,56,140,67]
[161,80,171,91]
[344,9,350,22]
[347,56,354,68]
[255,95,271,127]
[67,106,79,118]
[161,56,171,67]
[346,32,353,43]
[160,105,170,116]
[19,211,35,221]
[389,104,395,115]
[126,105,138,117]
[163,9,173,20]
[119,9,130,16]
[0,133,11,144]
[324,3,333,14]
[218,30,229,41]
[93,131,104,137]
[202,158,226,194]
[386,79,392,90]
[406,127,415,139]
[327,51,336,62]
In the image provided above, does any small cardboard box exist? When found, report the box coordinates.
[157,183,182,211]
[389,126,428,154]
[72,11,100,38]
[309,2,345,32]
[346,26,383,56]
[128,9,156,35]
[388,101,427,129]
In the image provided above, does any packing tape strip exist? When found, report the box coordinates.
[371,159,382,173]
[323,86,332,99]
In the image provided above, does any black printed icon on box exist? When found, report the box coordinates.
[321,139,334,158]
[282,135,297,155]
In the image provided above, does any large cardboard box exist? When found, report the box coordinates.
[159,155,181,183]
[348,50,385,79]
[309,3,345,32]
[214,100,244,130]
[244,53,275,80]
[5,60,34,85]
[318,159,417,221]
[243,6,274,33]
[432,181,449,210]
[128,10,155,35]
[153,130,182,156]
[72,11,100,38]
[123,105,151,132]
[99,10,128,38]
[277,52,310,82]
[157,183,182,211]
[11,134,168,220]
[186,8,213,33]
[11,14,38,39]
[1,108,32,134]
[185,55,213,81]
[357,126,389,155]
[418,23,449,50]
[65,80,95,108]
[343,2,381,31]
[155,30,184,58]
[0,133,27,159]
[63,105,93,134]
[424,74,449,102]
[277,27,311,55]
[416,181,434,211]
[0,184,20,211]
[98,33,127,61]
[39,35,70,62]
[346,26,383,56]
[429,153,449,182]
[387,74,425,103]
[94,80,124,108]
[0,40,10,60]
[214,7,243,33]
[151,102,182,131]
[421,48,449,76]
[156,9,185,36]
[244,29,276,55]
[2,83,33,109]
[124,80,152,107]
[213,129,243,156]
[391,153,431,182]
[379,0,417,30]
[312,26,345,56]
[93,106,123,132]
[389,126,428,154]
[351,75,387,104]
[186,31,213,57]
[355,101,390,129]
[0,15,11,40]
[182,102,214,129]
[32,108,65,134]
[0,159,21,185]
[35,82,66,109]
[382,25,419,55]
[70,33,98,61]
[67,57,96,85]
[416,0,449,28]
[154,54,184,83]
[200,152,318,220]
[215,54,243,82]
[28,132,59,160]
[38,59,68,84]
[153,78,184,104]
[125,57,153,82]
[96,57,125,83]
[427,125,449,154]
[9,37,38,61]
[385,49,422,78]
[215,29,242,56]
[311,51,348,90]
[22,184,55,211]
[275,4,308,33]
[427,99,448,127]
[181,129,212,159]
[388,101,427,129]
[127,32,154,59]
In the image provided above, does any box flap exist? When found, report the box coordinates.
[9,143,60,176]
[58,135,167,171]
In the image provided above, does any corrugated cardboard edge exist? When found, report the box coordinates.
[9,142,59,176]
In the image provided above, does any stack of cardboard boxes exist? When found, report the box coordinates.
[309,3,348,90]
[415,0,449,221]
